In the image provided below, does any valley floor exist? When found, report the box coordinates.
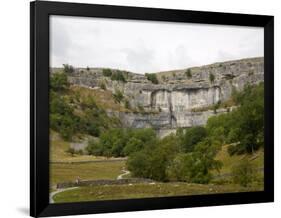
[50,134,264,204]
[52,182,263,203]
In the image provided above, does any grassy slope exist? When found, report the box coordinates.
[53,182,262,203]
[50,161,125,186]
[214,144,264,176]
[50,131,102,162]
[70,85,130,112]
[50,131,126,186]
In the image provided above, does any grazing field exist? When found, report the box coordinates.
[53,182,263,203]
[50,161,126,186]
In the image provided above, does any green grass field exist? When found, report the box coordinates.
[50,161,125,186]
[50,132,264,203]
[214,145,264,175]
[53,182,263,203]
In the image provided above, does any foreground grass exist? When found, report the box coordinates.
[53,182,263,203]
[50,161,125,186]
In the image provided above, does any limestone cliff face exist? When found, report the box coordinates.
[66,57,264,136]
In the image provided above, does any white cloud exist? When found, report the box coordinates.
[50,15,264,74]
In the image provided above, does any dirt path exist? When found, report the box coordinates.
[117,169,130,180]
[50,187,78,203]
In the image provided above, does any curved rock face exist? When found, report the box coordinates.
[66,57,264,135]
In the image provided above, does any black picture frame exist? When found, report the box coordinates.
[30,1,274,217]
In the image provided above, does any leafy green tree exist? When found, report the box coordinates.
[209,73,215,83]
[102,69,112,77]
[180,126,207,152]
[111,71,126,82]
[86,140,104,156]
[185,69,192,79]
[63,64,74,74]
[145,73,159,84]
[127,134,180,181]
[123,138,143,156]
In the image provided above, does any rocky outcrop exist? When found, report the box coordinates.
[63,57,264,136]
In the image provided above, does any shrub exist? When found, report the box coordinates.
[111,71,126,82]
[209,73,215,83]
[86,66,90,71]
[99,82,106,90]
[50,72,69,91]
[63,64,74,74]
[66,147,75,157]
[113,90,124,103]
[231,160,257,187]
[180,126,207,152]
[102,69,112,77]
[145,73,158,84]
[124,99,131,109]
[185,69,192,79]
[86,140,103,156]
[123,138,143,156]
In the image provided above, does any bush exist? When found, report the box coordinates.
[145,73,158,84]
[50,72,69,91]
[127,135,181,181]
[113,90,124,103]
[209,73,215,83]
[99,82,106,90]
[185,69,192,79]
[123,138,143,156]
[102,69,112,77]
[231,160,257,187]
[63,64,74,74]
[66,147,76,157]
[124,99,131,109]
[180,126,207,152]
[111,71,126,82]
[86,140,103,156]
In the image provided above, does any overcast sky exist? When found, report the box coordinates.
[50,15,263,74]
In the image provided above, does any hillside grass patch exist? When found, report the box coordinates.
[53,182,263,203]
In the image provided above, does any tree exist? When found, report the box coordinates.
[123,137,143,156]
[145,73,159,84]
[102,69,112,77]
[111,71,126,82]
[127,134,180,181]
[86,139,104,156]
[180,126,207,152]
[185,69,192,79]
[63,64,74,74]
[209,73,215,83]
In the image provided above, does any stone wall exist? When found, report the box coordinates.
[56,178,155,189]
